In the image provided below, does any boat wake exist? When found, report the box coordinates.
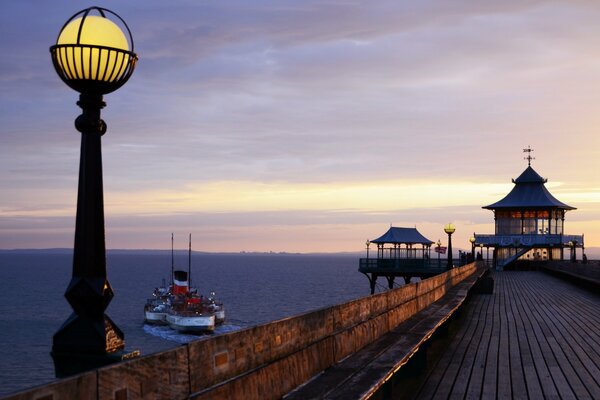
[143,323,243,344]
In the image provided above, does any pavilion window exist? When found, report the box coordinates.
[555,218,563,235]
[536,210,549,235]
[522,218,536,234]
[520,211,535,234]
[537,218,549,234]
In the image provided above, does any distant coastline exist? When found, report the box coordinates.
[2,247,600,259]
[0,248,364,256]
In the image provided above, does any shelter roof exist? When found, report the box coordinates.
[371,227,434,245]
[483,166,575,210]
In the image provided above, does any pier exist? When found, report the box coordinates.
[2,262,600,399]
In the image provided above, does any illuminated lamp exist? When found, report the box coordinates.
[50,7,138,377]
[443,223,455,269]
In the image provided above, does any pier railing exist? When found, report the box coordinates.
[475,233,584,247]
[359,257,450,274]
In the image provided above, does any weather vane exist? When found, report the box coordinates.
[523,145,535,166]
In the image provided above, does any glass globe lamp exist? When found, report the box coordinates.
[50,7,137,95]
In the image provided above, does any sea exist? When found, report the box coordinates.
[0,250,368,397]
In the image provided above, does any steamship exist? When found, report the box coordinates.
[143,234,225,333]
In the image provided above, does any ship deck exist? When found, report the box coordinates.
[412,270,600,399]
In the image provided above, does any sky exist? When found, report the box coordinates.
[2,0,600,253]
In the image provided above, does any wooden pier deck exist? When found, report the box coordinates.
[411,271,600,399]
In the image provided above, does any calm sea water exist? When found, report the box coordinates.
[0,251,368,396]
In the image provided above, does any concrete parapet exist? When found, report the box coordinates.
[387,281,417,308]
[4,372,97,400]
[191,337,335,400]
[188,305,334,393]
[98,346,189,400]
[3,263,479,400]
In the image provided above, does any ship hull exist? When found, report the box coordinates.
[166,313,215,333]
[214,309,225,325]
[144,310,168,325]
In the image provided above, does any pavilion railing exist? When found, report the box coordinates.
[474,234,584,247]
[359,258,450,274]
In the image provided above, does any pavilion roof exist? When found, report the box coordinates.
[483,166,575,210]
[371,227,434,245]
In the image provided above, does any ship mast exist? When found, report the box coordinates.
[171,233,174,288]
[188,233,192,289]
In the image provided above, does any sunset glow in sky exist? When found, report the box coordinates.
[2,1,600,252]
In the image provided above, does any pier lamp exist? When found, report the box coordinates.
[469,236,476,262]
[444,223,455,269]
[568,240,578,262]
[50,7,138,377]
[568,241,573,262]
[366,240,371,259]
[436,239,442,267]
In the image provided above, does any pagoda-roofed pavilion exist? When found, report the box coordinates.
[371,226,434,258]
[474,149,584,269]
[359,226,445,294]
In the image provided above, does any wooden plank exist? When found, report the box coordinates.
[463,290,494,399]
[503,273,527,398]
[413,291,488,398]
[512,273,576,400]
[482,274,502,400]
[511,273,562,399]
[414,270,600,400]
[518,273,598,398]
[436,292,492,398]
[536,299,600,397]
[494,274,513,399]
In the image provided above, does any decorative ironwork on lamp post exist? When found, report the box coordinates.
[444,223,455,269]
[49,6,138,377]
[469,236,476,262]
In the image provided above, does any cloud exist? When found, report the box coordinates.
[3,1,600,249]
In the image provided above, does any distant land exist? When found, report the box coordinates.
[0,248,362,256]
[2,247,599,259]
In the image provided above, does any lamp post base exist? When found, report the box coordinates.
[52,313,139,377]
[51,349,140,378]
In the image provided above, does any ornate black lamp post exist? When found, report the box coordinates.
[469,236,476,262]
[50,7,138,377]
[436,239,442,267]
[444,223,455,269]
[366,240,371,259]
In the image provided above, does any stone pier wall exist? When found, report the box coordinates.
[5,263,478,400]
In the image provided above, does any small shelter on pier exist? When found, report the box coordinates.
[474,148,584,269]
[359,226,445,294]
